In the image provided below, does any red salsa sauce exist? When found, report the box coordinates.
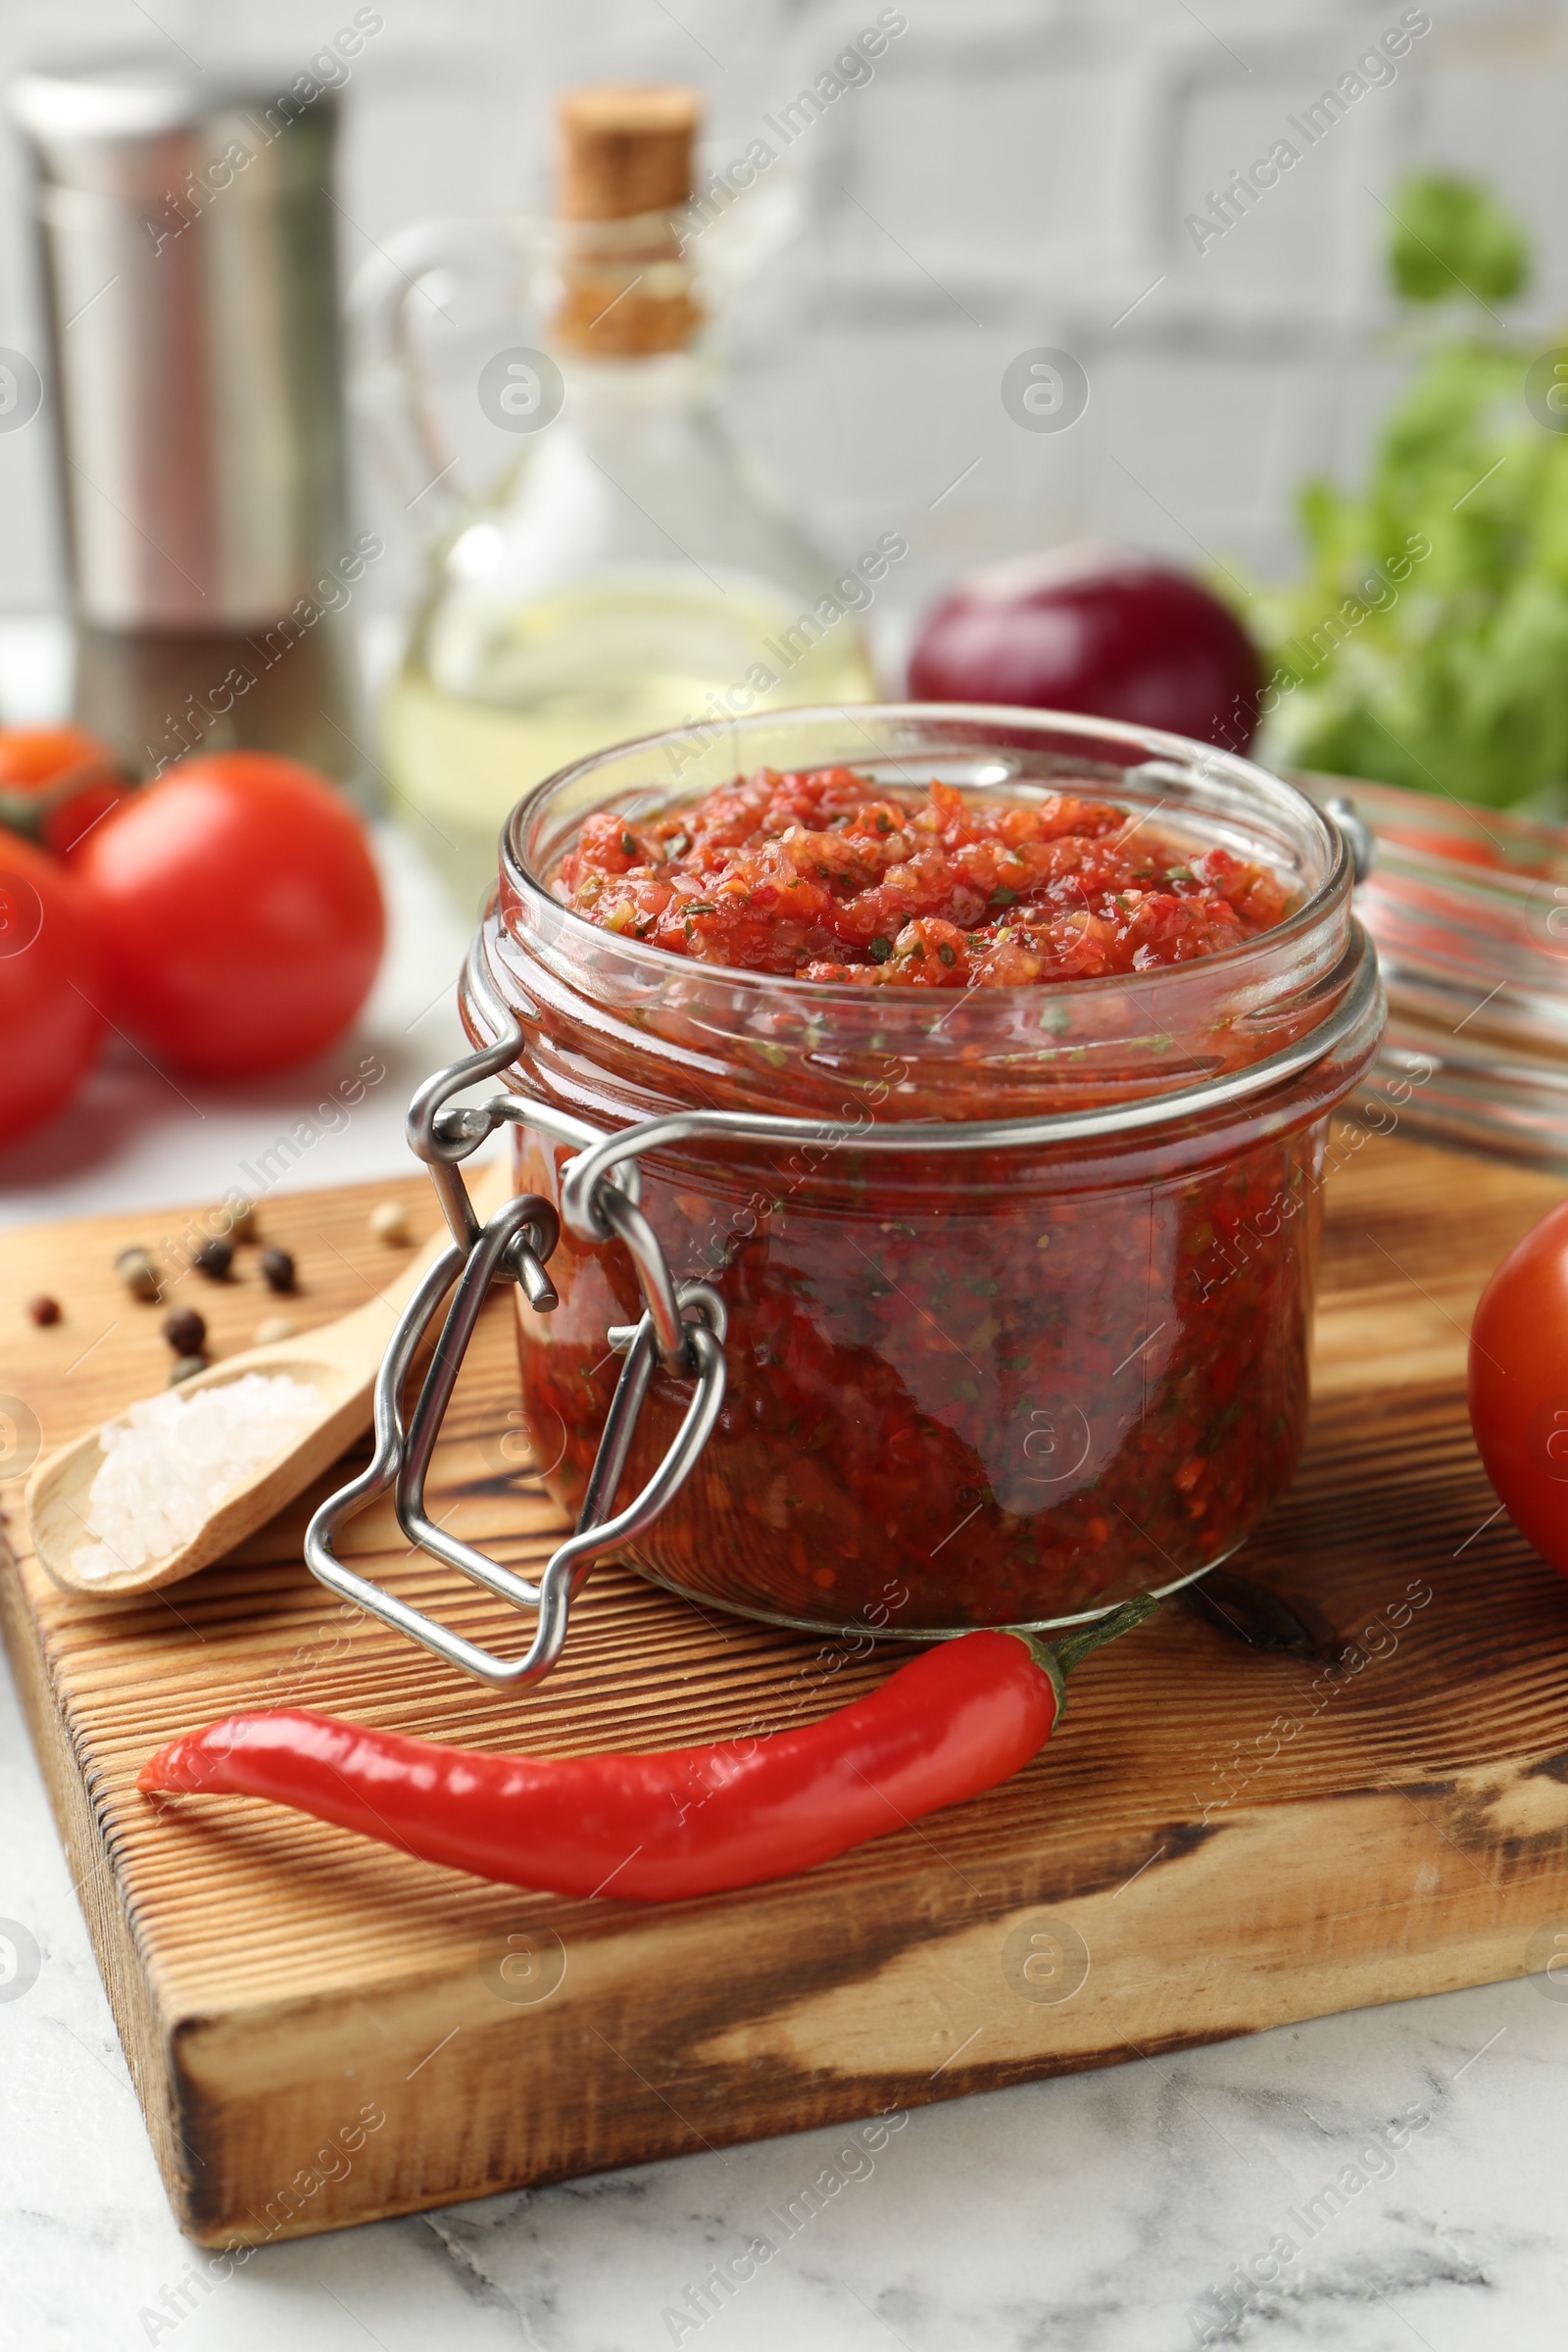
[518,1127,1321,1630]
[552,765,1291,984]
[519,764,1318,1632]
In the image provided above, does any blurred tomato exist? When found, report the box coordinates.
[1469,1200,1568,1573]
[76,753,384,1077]
[0,828,105,1147]
[0,724,126,857]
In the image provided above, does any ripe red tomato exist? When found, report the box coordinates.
[0,723,126,857]
[76,753,384,1077]
[0,828,105,1147]
[1468,1200,1568,1572]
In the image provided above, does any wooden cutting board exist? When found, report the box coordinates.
[4,1135,1568,2247]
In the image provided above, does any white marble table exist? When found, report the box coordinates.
[3,835,1564,2352]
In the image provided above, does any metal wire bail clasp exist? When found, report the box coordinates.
[303,1016,728,1690]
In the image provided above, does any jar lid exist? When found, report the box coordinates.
[1298,769,1568,1166]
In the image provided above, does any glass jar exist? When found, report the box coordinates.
[464,705,1384,1636]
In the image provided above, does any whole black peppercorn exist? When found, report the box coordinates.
[113,1245,161,1301]
[194,1238,233,1280]
[260,1248,296,1294]
[26,1295,61,1326]
[162,1306,207,1357]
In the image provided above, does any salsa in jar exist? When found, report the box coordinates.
[478,707,1382,1634]
[552,764,1291,984]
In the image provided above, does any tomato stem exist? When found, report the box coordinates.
[0,760,135,847]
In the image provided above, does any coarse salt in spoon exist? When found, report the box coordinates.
[26,1164,510,1598]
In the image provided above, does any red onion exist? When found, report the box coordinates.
[907,545,1262,753]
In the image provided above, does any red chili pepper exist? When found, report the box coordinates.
[137,1598,1155,1901]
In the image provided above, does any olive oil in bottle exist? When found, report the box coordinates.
[381,85,878,903]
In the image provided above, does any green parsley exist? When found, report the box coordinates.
[1246,172,1568,809]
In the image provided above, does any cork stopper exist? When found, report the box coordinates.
[553,84,704,359]
[557,84,700,222]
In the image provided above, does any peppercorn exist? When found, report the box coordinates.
[253,1314,298,1346]
[260,1248,296,1294]
[114,1246,160,1302]
[194,1238,233,1280]
[227,1200,260,1243]
[25,1295,61,1326]
[368,1201,411,1246]
[162,1306,207,1357]
[168,1355,207,1387]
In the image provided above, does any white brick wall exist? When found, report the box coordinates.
[2,0,1567,654]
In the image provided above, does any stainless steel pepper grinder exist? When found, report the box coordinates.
[9,54,367,789]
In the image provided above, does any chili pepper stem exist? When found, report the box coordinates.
[1004,1592,1159,1721]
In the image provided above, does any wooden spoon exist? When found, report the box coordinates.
[26,1162,510,1599]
